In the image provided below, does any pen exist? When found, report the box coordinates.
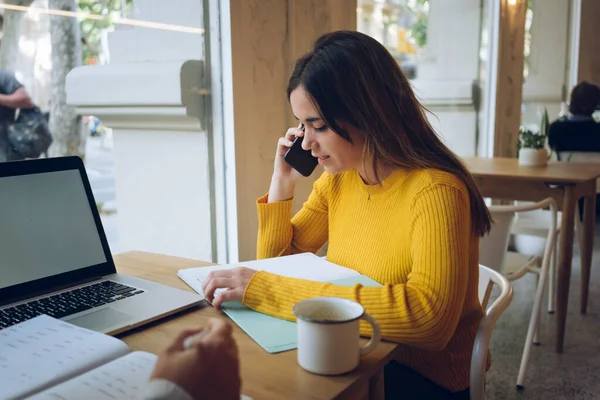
[183,330,208,350]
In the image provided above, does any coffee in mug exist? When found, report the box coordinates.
[293,297,381,375]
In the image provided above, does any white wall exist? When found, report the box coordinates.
[112,128,212,259]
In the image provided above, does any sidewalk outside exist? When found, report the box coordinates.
[85,134,121,254]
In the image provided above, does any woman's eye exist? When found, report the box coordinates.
[300,124,306,132]
[314,125,327,132]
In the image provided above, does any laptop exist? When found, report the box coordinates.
[0,156,203,335]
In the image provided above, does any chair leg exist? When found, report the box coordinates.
[533,274,541,345]
[548,237,557,314]
[533,307,541,345]
[517,269,548,390]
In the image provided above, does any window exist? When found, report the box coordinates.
[357,0,494,157]
[1,1,222,262]
[520,0,570,131]
[357,0,429,79]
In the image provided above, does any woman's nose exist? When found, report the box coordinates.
[301,132,315,151]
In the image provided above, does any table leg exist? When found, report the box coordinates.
[580,191,596,314]
[556,186,577,353]
[369,370,385,400]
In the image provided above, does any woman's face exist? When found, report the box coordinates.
[289,87,364,176]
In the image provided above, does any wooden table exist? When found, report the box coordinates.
[113,251,398,400]
[463,157,600,353]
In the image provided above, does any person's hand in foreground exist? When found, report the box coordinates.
[150,318,241,400]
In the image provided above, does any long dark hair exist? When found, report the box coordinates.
[287,30,491,237]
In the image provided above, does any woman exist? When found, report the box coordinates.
[203,30,491,399]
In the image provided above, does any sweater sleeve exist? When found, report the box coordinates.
[140,379,194,400]
[245,184,470,351]
[256,173,330,259]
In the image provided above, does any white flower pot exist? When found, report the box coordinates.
[518,148,548,166]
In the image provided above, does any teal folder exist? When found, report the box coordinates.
[221,275,383,354]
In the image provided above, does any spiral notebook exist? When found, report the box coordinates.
[177,253,382,353]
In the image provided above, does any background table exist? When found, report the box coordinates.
[463,157,600,352]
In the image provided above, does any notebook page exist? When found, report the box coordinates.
[29,351,157,400]
[0,315,130,400]
[178,252,360,297]
[31,351,253,400]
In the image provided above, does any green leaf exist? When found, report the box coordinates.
[77,0,134,64]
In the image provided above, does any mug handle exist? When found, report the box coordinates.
[359,312,382,356]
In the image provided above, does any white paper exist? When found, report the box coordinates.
[0,315,130,400]
[29,351,157,400]
[32,350,254,400]
[177,252,360,297]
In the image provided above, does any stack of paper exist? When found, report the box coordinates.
[177,253,382,353]
[177,252,361,299]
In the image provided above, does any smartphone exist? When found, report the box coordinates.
[284,135,318,177]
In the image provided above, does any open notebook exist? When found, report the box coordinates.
[0,315,251,400]
[177,253,382,353]
[177,253,363,301]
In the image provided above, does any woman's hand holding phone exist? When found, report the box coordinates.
[274,125,305,180]
[268,125,305,202]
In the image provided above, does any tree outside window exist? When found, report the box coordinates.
[357,0,429,79]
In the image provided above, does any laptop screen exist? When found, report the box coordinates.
[0,169,107,290]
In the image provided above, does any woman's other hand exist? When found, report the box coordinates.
[201,267,259,309]
[268,125,305,202]
[274,124,305,182]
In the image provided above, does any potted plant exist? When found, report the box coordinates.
[517,109,549,166]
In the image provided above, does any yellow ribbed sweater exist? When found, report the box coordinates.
[243,168,484,392]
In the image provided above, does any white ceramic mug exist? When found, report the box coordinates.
[293,297,382,375]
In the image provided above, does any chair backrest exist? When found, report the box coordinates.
[557,151,600,163]
[479,198,558,274]
[478,210,515,273]
[471,265,514,400]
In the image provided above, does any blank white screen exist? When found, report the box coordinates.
[0,170,107,289]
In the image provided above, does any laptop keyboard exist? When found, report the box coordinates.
[0,281,144,330]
